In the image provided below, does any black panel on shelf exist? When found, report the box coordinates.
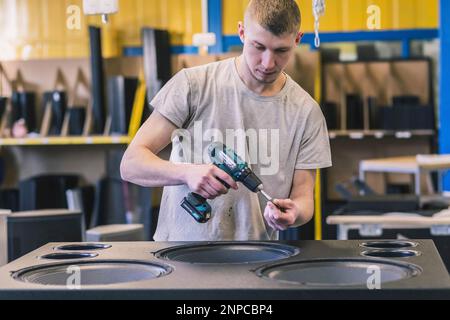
[0,189,19,212]
[154,30,172,84]
[390,95,435,131]
[142,28,172,103]
[392,95,421,107]
[19,175,81,211]
[368,97,381,129]
[412,105,435,130]
[107,77,138,135]
[321,102,338,130]
[89,26,106,134]
[69,185,96,229]
[393,105,413,131]
[11,92,37,132]
[393,95,418,131]
[379,106,395,130]
[91,177,127,226]
[67,107,86,136]
[320,48,341,63]
[346,94,364,130]
[0,97,7,120]
[43,91,68,136]
[356,44,378,61]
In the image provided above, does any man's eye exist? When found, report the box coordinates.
[255,46,265,51]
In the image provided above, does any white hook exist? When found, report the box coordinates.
[313,0,326,48]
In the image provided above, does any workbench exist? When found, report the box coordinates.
[359,155,450,196]
[327,212,450,240]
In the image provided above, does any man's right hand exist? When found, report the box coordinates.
[184,164,239,200]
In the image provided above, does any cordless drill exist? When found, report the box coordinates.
[181,142,279,223]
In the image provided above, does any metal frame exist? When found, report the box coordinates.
[223,29,439,57]
[123,46,199,56]
[359,163,448,196]
[207,0,223,54]
[335,222,450,241]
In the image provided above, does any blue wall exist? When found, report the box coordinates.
[440,0,450,191]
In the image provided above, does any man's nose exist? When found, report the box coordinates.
[261,51,276,70]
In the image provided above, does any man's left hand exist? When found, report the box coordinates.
[263,199,299,231]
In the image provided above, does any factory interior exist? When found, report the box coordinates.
[0,0,450,301]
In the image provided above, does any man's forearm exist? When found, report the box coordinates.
[120,145,189,188]
[291,196,315,228]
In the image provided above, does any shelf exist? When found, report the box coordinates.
[329,130,435,140]
[0,136,132,146]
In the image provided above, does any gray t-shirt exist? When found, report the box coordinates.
[151,58,332,241]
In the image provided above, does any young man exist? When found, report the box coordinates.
[121,0,332,241]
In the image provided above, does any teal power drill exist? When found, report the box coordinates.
[181,142,279,223]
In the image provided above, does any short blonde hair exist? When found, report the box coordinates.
[245,0,301,35]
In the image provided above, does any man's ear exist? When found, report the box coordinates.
[295,32,304,45]
[238,21,245,44]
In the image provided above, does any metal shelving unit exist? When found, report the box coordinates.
[0,65,147,148]
[0,136,131,147]
[328,130,436,140]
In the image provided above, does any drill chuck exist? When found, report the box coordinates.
[237,167,263,192]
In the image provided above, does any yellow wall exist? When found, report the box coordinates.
[223,0,439,35]
[0,0,439,60]
[0,0,202,60]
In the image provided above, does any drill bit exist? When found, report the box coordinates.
[259,189,285,212]
[259,189,273,202]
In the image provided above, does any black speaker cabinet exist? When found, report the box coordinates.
[0,210,84,263]
[0,240,449,299]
